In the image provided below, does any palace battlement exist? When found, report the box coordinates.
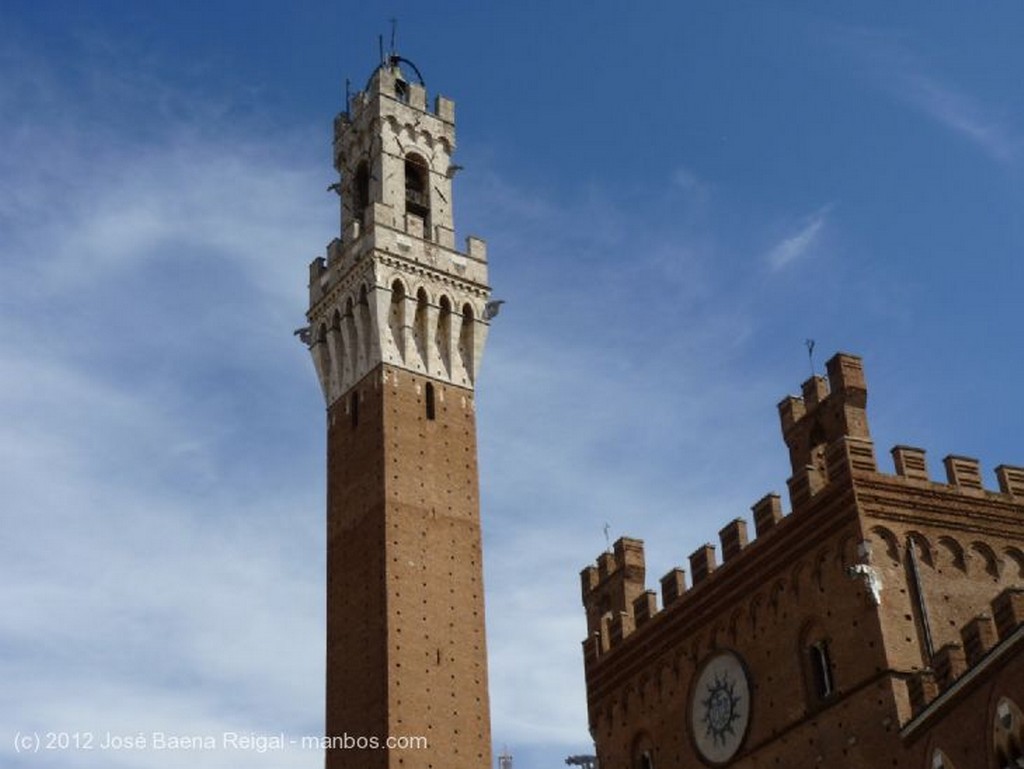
[904,586,1024,734]
[580,353,1024,661]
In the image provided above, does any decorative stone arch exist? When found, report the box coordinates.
[836,533,858,569]
[812,548,831,593]
[435,293,453,378]
[313,322,331,398]
[748,593,764,636]
[870,525,902,565]
[457,301,477,385]
[412,286,430,371]
[790,561,807,599]
[1003,547,1024,580]
[355,283,373,370]
[906,531,935,567]
[387,278,408,364]
[727,607,743,643]
[936,536,967,573]
[969,540,1000,579]
[343,296,358,382]
[328,308,347,393]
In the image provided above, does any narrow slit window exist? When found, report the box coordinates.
[351,391,359,428]
[809,640,833,699]
[425,382,436,421]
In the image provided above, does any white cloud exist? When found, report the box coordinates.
[765,208,829,271]
[834,26,1021,165]
[902,72,1020,163]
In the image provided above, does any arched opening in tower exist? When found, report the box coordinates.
[404,153,431,239]
[353,161,370,225]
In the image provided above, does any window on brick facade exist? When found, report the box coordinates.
[425,382,436,421]
[631,732,655,769]
[350,391,359,428]
[994,697,1024,769]
[809,640,834,700]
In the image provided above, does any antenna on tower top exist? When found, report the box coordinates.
[389,18,398,58]
[805,338,816,378]
[603,522,611,552]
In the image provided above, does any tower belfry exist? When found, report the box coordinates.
[304,53,493,769]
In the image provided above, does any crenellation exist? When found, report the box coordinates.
[779,353,872,507]
[907,669,938,713]
[434,95,454,123]
[996,464,1024,496]
[931,643,967,689]
[892,445,929,482]
[609,611,635,647]
[688,543,716,585]
[961,613,998,665]
[407,82,426,111]
[752,493,783,536]
[597,550,616,580]
[580,352,1023,767]
[786,466,818,510]
[943,454,984,490]
[992,587,1024,639]
[777,395,805,432]
[660,568,687,607]
[801,374,829,407]
[581,538,647,642]
[633,591,659,628]
[718,518,748,562]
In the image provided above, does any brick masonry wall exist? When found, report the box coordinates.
[326,364,491,769]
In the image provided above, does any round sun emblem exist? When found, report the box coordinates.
[689,651,751,764]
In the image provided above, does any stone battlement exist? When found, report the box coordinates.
[581,353,1024,661]
[906,586,1024,719]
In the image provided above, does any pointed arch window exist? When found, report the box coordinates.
[404,153,430,238]
[994,697,1023,769]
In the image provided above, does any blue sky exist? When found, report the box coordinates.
[2,3,1023,768]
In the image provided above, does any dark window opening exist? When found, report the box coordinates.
[394,78,409,103]
[354,162,370,223]
[404,154,430,237]
[639,751,653,769]
[425,382,436,421]
[809,640,834,699]
[350,391,359,428]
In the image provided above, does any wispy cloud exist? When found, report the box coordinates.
[902,71,1020,163]
[765,207,830,271]
[835,26,1021,164]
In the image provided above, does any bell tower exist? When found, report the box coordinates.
[304,53,493,769]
